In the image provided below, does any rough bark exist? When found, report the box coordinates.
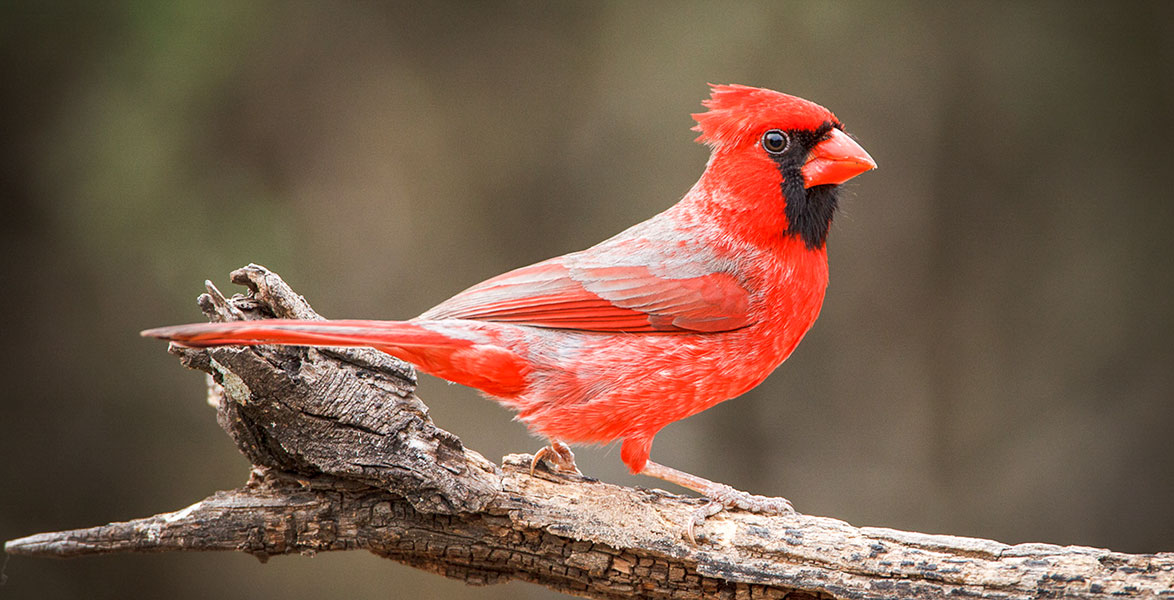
[6,265,1172,599]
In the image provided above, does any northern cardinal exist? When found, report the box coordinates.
[144,84,875,539]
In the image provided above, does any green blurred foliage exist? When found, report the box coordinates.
[2,2,1172,599]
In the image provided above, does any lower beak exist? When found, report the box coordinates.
[801,129,876,188]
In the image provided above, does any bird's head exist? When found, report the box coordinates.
[692,84,876,249]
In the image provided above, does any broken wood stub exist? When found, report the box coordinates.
[173,264,501,514]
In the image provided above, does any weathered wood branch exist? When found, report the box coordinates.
[6,265,1172,599]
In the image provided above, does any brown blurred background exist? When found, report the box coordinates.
[2,2,1172,599]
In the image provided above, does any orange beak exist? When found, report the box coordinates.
[801,129,876,188]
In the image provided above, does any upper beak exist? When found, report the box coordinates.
[801,128,876,188]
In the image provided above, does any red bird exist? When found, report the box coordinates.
[144,84,875,537]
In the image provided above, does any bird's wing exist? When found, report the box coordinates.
[418,246,754,334]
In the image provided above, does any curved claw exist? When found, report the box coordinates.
[529,441,581,477]
[686,501,725,544]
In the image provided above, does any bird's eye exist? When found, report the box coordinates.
[762,129,789,154]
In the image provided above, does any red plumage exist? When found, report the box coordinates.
[144,84,875,511]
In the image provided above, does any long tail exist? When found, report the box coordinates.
[141,319,531,398]
[142,319,457,349]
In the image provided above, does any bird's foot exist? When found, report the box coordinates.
[688,484,794,544]
[529,440,582,476]
[639,460,794,544]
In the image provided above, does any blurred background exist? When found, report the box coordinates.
[2,2,1172,598]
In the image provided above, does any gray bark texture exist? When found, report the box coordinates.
[6,265,1172,599]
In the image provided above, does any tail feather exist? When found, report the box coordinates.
[141,319,531,398]
[142,319,452,349]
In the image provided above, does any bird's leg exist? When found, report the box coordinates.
[529,440,582,476]
[640,460,794,543]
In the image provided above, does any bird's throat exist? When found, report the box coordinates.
[781,180,838,250]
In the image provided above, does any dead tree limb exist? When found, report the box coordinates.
[6,265,1172,599]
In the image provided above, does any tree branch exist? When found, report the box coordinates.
[6,265,1172,599]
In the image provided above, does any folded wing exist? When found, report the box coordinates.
[419,252,753,334]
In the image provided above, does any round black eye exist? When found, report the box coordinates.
[762,129,789,154]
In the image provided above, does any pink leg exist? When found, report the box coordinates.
[640,460,794,543]
[529,440,582,476]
